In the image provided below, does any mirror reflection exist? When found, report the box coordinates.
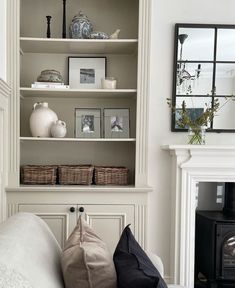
[172,24,235,132]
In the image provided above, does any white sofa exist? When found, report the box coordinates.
[0,213,183,288]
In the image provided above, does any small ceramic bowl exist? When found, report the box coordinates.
[89,31,109,39]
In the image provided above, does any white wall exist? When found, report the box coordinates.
[0,0,7,81]
[148,0,235,280]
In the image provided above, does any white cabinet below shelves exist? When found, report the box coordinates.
[83,204,135,253]
[7,189,149,250]
[17,203,135,251]
[18,204,75,248]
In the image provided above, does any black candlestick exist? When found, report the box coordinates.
[62,0,66,38]
[46,16,52,38]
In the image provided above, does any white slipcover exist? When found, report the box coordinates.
[0,213,64,288]
[0,213,184,288]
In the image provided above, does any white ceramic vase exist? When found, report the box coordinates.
[51,120,67,138]
[29,102,58,137]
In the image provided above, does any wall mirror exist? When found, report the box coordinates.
[172,24,235,132]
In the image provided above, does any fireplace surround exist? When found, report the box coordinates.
[162,145,235,288]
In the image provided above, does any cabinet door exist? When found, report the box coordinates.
[80,204,135,253]
[18,204,77,248]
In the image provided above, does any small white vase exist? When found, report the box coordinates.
[29,102,58,137]
[51,120,67,138]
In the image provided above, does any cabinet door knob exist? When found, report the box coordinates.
[79,207,84,213]
[70,207,76,213]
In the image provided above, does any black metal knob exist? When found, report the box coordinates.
[70,207,76,213]
[79,207,84,213]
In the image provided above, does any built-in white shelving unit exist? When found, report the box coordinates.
[7,0,151,252]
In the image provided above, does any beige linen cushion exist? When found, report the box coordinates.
[61,216,117,288]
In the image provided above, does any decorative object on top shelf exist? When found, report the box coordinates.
[167,98,221,144]
[89,31,109,39]
[69,11,93,39]
[46,16,52,38]
[68,57,106,89]
[177,33,201,95]
[75,108,101,138]
[37,70,64,83]
[29,102,58,137]
[110,29,121,39]
[94,166,129,185]
[51,120,67,138]
[104,108,130,138]
[101,77,117,89]
[62,0,67,38]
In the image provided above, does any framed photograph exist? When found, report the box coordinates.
[75,108,101,138]
[68,57,107,89]
[104,108,130,138]
[175,108,204,129]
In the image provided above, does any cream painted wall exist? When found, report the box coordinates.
[0,0,7,81]
[148,0,235,280]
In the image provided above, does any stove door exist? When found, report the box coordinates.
[219,226,235,280]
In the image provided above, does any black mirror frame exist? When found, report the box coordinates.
[172,23,235,133]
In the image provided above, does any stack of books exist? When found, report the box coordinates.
[31,82,70,89]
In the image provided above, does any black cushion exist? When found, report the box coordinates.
[113,225,167,288]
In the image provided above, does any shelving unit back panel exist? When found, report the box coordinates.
[20,53,137,89]
[20,0,139,39]
[20,97,136,138]
[20,141,136,184]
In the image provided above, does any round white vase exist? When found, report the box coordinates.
[51,120,67,138]
[29,102,58,137]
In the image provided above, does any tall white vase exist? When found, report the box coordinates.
[29,102,58,137]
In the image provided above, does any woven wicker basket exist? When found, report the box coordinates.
[21,165,57,185]
[94,166,129,185]
[58,165,94,185]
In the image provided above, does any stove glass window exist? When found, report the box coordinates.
[223,236,235,268]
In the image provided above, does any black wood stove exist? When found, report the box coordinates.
[195,183,235,288]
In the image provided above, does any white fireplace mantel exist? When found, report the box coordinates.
[162,145,235,288]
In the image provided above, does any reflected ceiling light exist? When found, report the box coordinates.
[177,34,201,93]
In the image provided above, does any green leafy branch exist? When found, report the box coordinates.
[167,98,221,129]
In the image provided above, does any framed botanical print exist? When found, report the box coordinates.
[68,57,107,89]
[75,108,101,138]
[104,108,130,138]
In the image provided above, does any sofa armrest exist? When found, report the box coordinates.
[146,252,186,288]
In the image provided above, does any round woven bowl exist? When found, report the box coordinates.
[37,69,64,83]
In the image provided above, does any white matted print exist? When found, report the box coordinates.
[69,57,106,89]
[104,109,130,138]
[75,108,101,138]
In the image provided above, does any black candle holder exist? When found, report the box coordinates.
[46,16,52,38]
[62,0,67,38]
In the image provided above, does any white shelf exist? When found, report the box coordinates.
[20,37,138,55]
[20,87,137,99]
[20,137,136,142]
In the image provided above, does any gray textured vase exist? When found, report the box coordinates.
[69,11,93,39]
[37,70,64,83]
